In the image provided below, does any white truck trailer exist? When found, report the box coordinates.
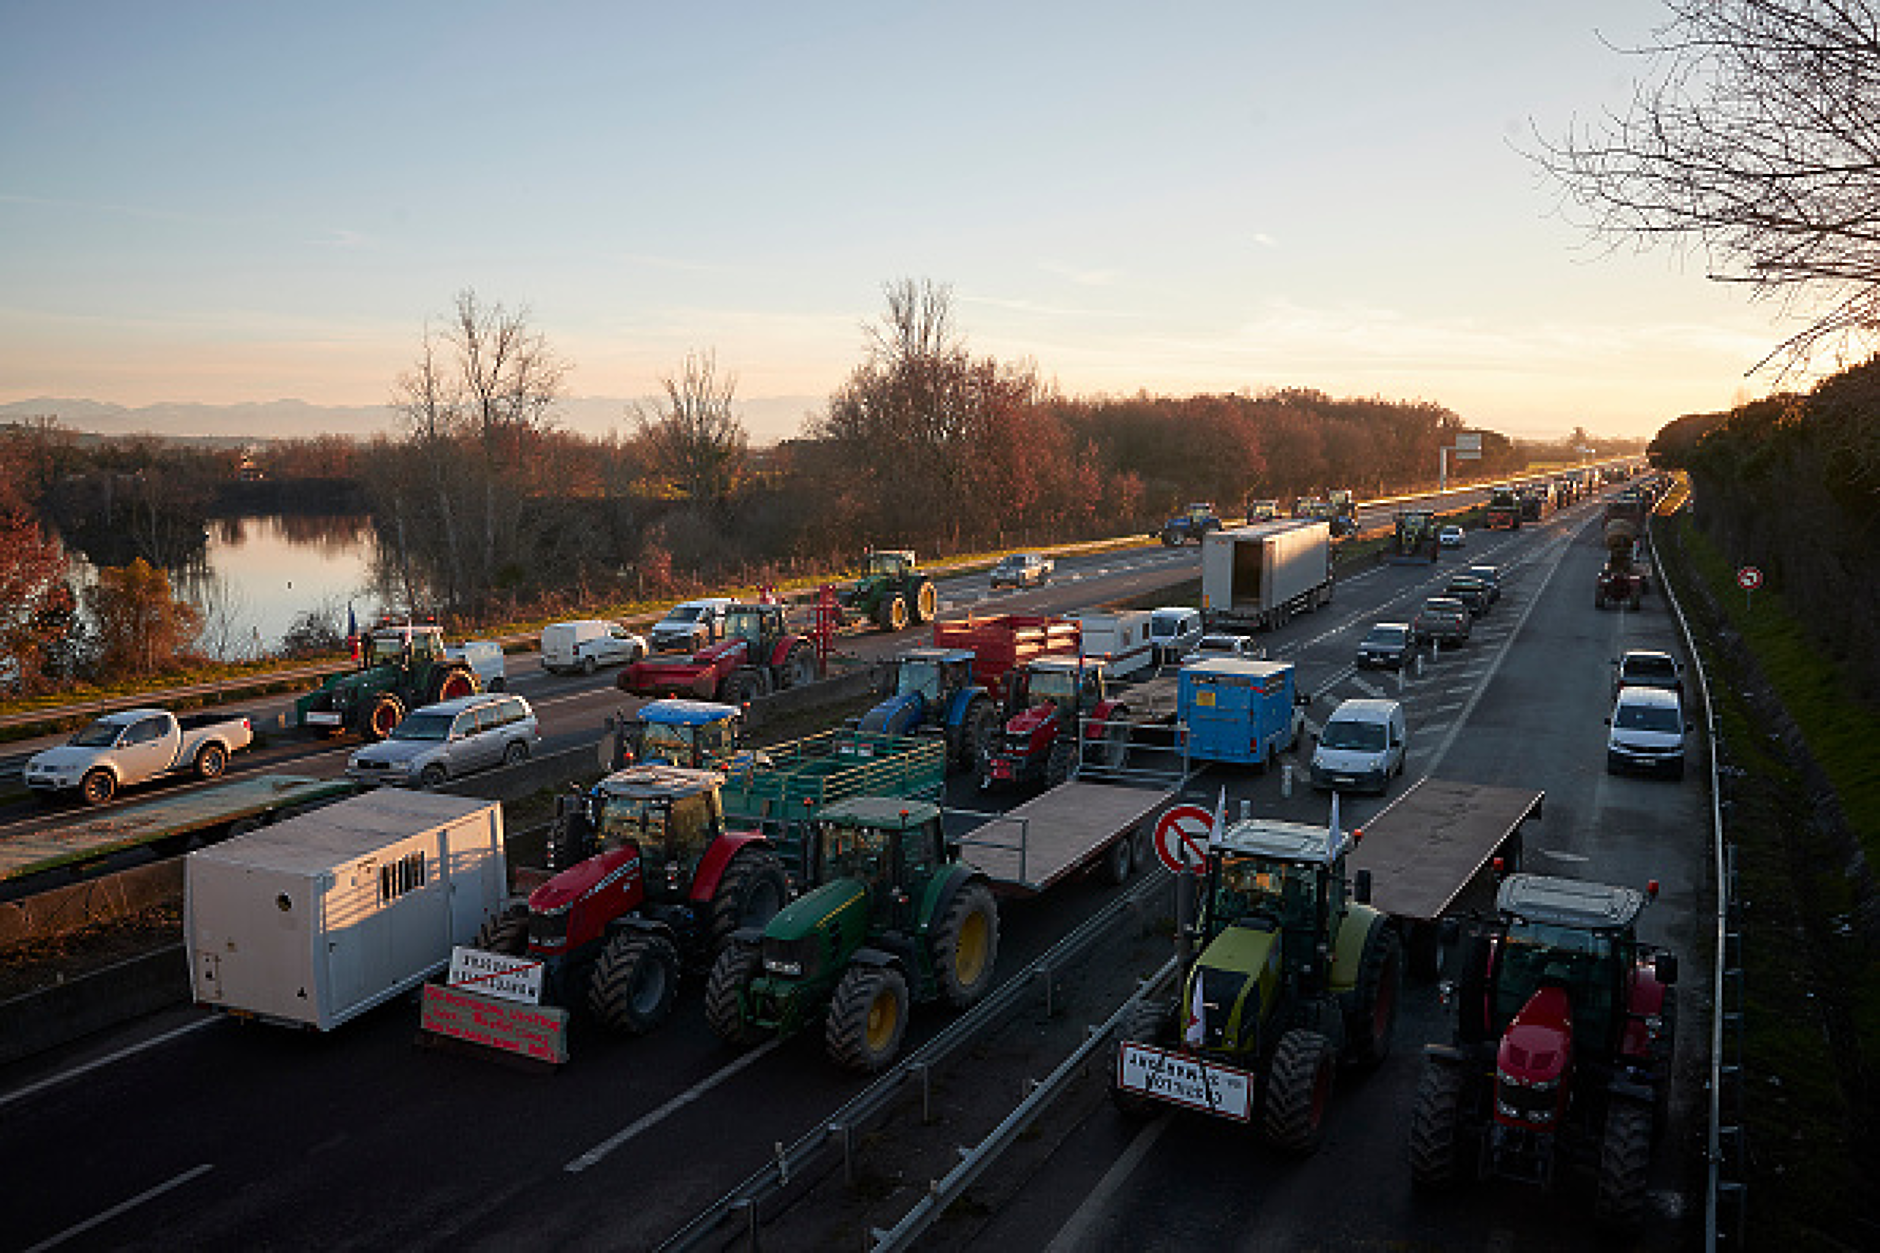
[1200,518,1334,633]
[186,789,508,1030]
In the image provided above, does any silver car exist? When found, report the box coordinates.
[346,693,540,788]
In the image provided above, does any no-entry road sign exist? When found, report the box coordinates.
[1154,803,1216,874]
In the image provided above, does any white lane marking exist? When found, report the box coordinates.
[1043,1114,1171,1253]
[1349,677,1385,698]
[0,1016,217,1111]
[564,1039,783,1173]
[23,1163,214,1253]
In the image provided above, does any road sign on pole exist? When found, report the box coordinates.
[1154,804,1216,875]
[1738,565,1763,611]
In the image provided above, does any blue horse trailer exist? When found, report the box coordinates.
[1178,658,1308,769]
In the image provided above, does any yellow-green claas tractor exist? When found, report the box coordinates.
[1110,805,1402,1154]
[704,796,998,1073]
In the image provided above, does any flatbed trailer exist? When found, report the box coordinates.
[1,774,358,895]
[953,720,1188,894]
[1346,776,1544,975]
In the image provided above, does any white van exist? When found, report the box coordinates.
[1606,686,1688,780]
[540,620,648,676]
[1310,698,1407,794]
[1066,609,1156,678]
[1149,607,1203,663]
[445,640,507,691]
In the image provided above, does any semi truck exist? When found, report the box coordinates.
[1199,519,1335,633]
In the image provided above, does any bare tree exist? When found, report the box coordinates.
[1534,1,1880,371]
[634,350,748,504]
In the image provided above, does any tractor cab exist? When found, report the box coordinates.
[364,624,446,669]
[808,798,947,928]
[891,649,974,705]
[723,603,787,651]
[1484,874,1659,1058]
[1007,656,1107,717]
[617,699,745,771]
[861,549,917,580]
[588,765,729,905]
[1201,817,1358,994]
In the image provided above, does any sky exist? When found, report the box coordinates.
[0,1,1794,443]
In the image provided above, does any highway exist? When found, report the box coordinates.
[0,474,1701,1252]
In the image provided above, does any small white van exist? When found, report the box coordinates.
[540,620,648,676]
[1310,698,1408,794]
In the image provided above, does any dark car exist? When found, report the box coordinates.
[1612,649,1684,700]
[1445,575,1492,617]
[1413,597,1471,646]
[1356,622,1416,670]
[1467,564,1502,604]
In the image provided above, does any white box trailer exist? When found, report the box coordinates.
[1200,519,1334,632]
[1065,609,1156,678]
[186,789,508,1030]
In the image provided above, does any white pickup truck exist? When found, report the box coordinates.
[25,708,255,806]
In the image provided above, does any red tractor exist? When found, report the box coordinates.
[618,602,816,704]
[1408,873,1679,1227]
[477,764,789,1035]
[979,657,1131,790]
[1594,517,1651,610]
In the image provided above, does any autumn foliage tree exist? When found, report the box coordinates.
[85,558,204,678]
[0,486,74,692]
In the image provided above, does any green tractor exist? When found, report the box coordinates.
[839,549,939,632]
[1110,804,1402,1154]
[705,796,999,1072]
[292,622,480,740]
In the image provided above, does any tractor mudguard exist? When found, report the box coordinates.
[915,867,985,944]
[860,691,923,736]
[1084,698,1129,734]
[848,945,902,971]
[1422,1042,1471,1066]
[1606,1076,1659,1104]
[689,829,774,905]
[608,914,680,945]
[725,925,765,949]
[1328,904,1388,995]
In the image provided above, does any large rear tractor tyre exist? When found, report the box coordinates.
[432,666,478,703]
[826,964,910,1073]
[474,906,529,956]
[193,743,228,781]
[912,580,938,624]
[1408,1060,1468,1188]
[958,697,996,773]
[931,882,998,1009]
[80,768,117,807]
[1110,999,1175,1118]
[780,643,817,690]
[719,669,763,707]
[1596,1100,1653,1227]
[361,694,404,742]
[588,932,681,1035]
[1045,738,1076,787]
[1347,921,1403,1067]
[704,942,768,1048]
[1263,1029,1336,1156]
[706,847,789,959]
[877,595,909,633]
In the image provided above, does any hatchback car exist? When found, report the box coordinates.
[1413,597,1471,646]
[346,693,540,788]
[990,552,1054,589]
[1445,575,1492,617]
[1606,686,1689,779]
[1356,622,1416,670]
[1466,564,1503,604]
[1191,632,1266,661]
[1438,524,1466,548]
[1612,649,1684,699]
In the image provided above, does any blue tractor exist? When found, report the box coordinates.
[859,648,998,773]
[606,698,754,773]
[1157,501,1223,547]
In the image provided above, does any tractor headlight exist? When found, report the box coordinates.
[763,958,802,977]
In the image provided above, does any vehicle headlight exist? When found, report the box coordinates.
[763,958,802,977]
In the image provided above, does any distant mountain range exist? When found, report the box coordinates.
[0,394,824,446]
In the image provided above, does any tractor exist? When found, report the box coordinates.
[859,647,999,773]
[839,549,938,632]
[475,764,789,1035]
[1484,487,1523,531]
[618,602,817,703]
[1111,804,1402,1154]
[1157,501,1223,547]
[979,656,1131,791]
[1595,517,1651,610]
[292,621,480,741]
[1407,873,1678,1227]
[704,796,999,1073]
[1389,510,1441,563]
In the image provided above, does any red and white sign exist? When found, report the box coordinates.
[1114,1041,1255,1121]
[1737,566,1763,591]
[1153,804,1215,874]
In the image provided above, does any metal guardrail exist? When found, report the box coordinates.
[1649,506,1745,1249]
[656,865,1175,1252]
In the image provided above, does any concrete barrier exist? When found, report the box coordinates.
[0,859,184,953]
[0,944,190,1066]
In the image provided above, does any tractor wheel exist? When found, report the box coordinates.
[912,579,937,624]
[704,941,767,1048]
[193,743,228,781]
[931,882,998,1009]
[959,698,996,773]
[780,642,816,690]
[1263,1028,1336,1156]
[1045,738,1076,786]
[1096,830,1134,886]
[419,763,447,788]
[826,964,910,1073]
[474,906,529,956]
[588,931,681,1035]
[1408,1059,1468,1188]
[361,694,404,742]
[80,768,117,807]
[719,669,763,706]
[877,595,909,632]
[1111,998,1175,1118]
[1595,1100,1653,1227]
[1346,921,1403,1067]
[432,665,478,703]
[1160,529,1179,547]
[706,847,789,959]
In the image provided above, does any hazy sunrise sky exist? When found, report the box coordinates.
[0,1,1794,441]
